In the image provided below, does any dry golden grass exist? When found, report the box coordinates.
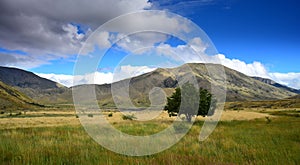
[0,117,80,129]
[0,109,275,130]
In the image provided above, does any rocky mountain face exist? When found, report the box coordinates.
[0,80,42,111]
[0,66,70,103]
[252,77,300,94]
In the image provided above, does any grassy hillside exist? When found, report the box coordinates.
[0,81,42,112]
[0,66,70,104]
[290,94,300,99]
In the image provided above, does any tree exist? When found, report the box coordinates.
[164,87,181,115]
[164,83,216,122]
[198,88,216,117]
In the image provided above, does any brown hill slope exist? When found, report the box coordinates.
[0,80,42,111]
[0,66,70,103]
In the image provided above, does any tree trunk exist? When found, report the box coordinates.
[186,114,192,122]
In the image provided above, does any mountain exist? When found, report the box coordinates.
[1,63,297,106]
[0,80,42,111]
[252,77,300,94]
[0,66,70,103]
[76,63,297,107]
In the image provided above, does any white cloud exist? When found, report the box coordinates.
[37,73,74,87]
[269,73,300,89]
[36,65,156,87]
[212,54,270,78]
[74,72,114,86]
[80,11,194,55]
[113,65,156,82]
[115,32,168,54]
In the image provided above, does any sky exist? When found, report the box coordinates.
[0,0,299,89]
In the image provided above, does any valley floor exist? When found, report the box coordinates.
[0,108,299,164]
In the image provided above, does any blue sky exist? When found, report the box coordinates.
[155,0,300,73]
[0,0,299,88]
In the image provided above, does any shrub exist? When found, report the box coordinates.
[88,114,93,118]
[122,114,136,120]
[265,116,271,124]
[108,113,113,117]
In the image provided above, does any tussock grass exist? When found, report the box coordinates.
[0,116,299,164]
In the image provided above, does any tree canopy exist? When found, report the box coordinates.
[164,83,216,122]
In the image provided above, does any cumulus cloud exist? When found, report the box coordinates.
[37,65,155,87]
[115,32,169,54]
[0,0,151,68]
[0,53,48,69]
[113,65,156,82]
[37,73,74,87]
[270,73,300,89]
[80,11,194,55]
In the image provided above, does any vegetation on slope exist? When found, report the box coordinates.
[0,81,42,112]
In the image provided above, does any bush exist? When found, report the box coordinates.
[0,111,4,114]
[122,114,136,120]
[108,113,113,117]
[88,114,93,118]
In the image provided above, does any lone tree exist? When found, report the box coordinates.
[164,83,216,122]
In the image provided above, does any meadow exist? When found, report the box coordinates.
[0,108,299,164]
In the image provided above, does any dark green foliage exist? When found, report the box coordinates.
[108,113,113,117]
[179,83,199,122]
[122,114,136,120]
[165,83,216,121]
[164,87,181,114]
[198,88,216,117]
[87,114,93,118]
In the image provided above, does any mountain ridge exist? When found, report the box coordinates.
[252,76,300,94]
[0,66,70,103]
[1,63,298,105]
[0,80,42,111]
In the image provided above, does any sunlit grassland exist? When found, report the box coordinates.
[0,115,299,164]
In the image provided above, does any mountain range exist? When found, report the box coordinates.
[0,63,299,108]
[252,77,300,94]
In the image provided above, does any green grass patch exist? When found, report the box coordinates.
[0,116,299,164]
[269,110,300,117]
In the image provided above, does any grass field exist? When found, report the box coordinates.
[0,108,299,164]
